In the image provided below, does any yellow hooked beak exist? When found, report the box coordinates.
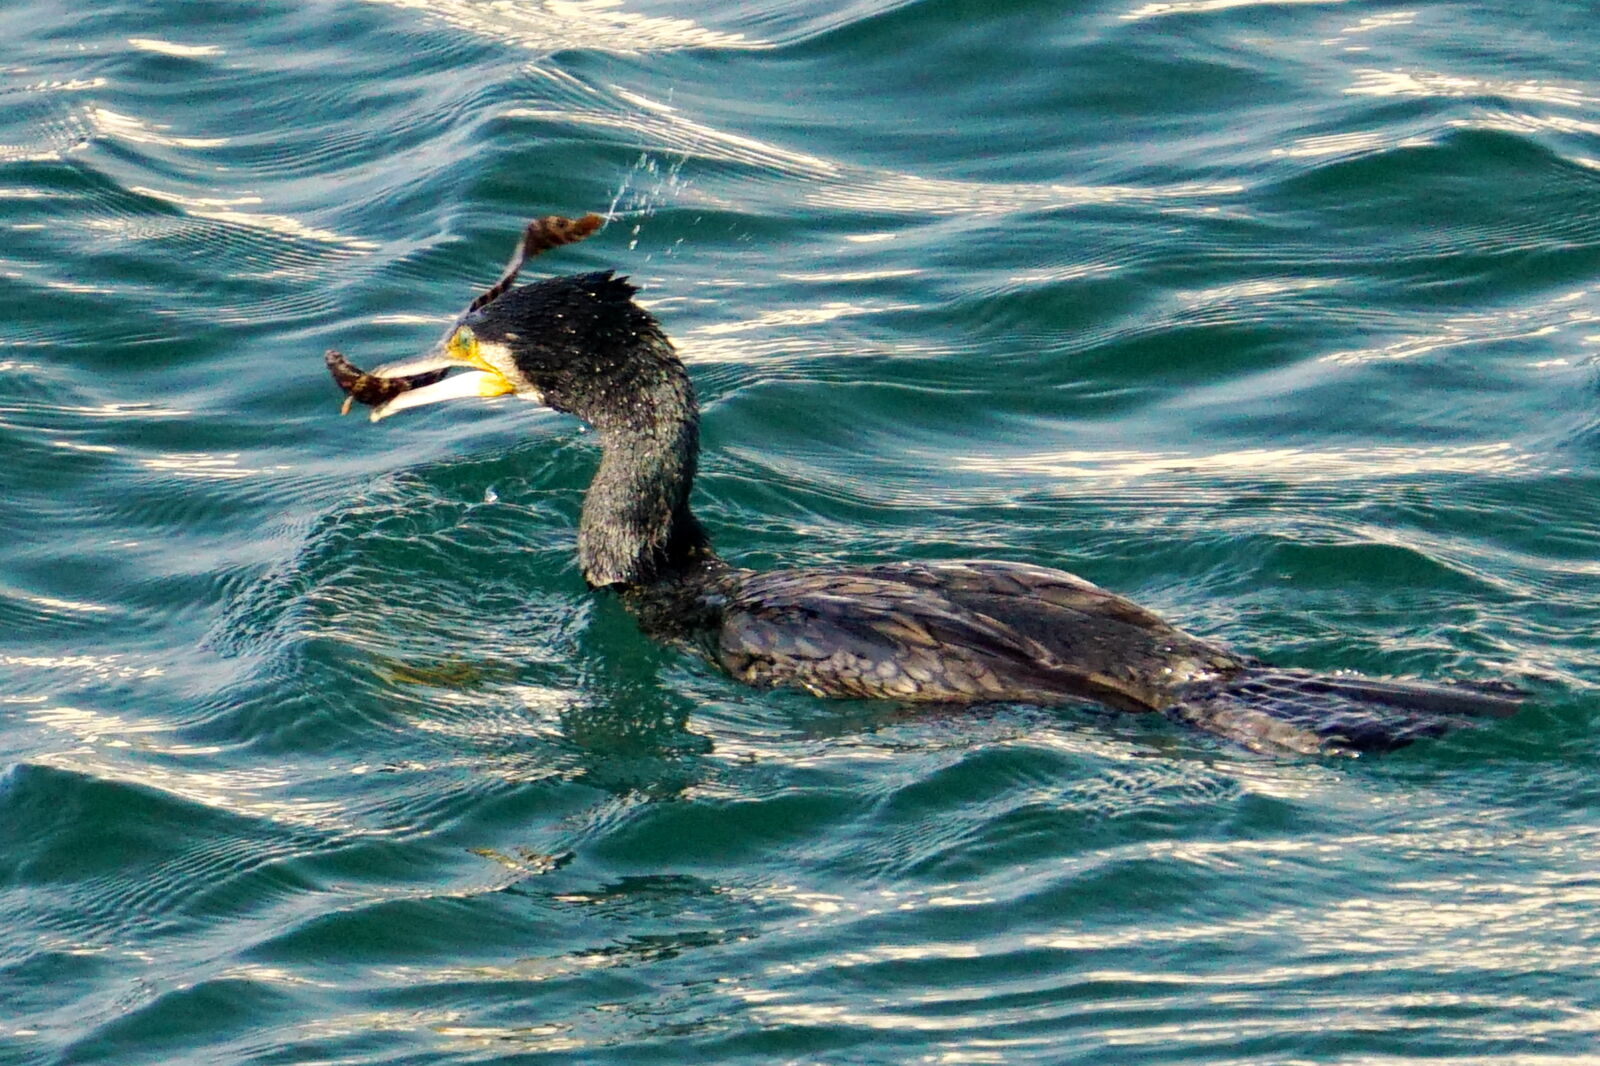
[364,325,516,421]
[446,327,517,398]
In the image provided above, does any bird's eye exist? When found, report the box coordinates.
[448,325,481,364]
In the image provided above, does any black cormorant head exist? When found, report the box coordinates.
[357,271,680,430]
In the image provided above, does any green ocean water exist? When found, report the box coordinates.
[3,0,1599,1062]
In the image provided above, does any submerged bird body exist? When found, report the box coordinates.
[630,559,1238,709]
[625,558,1517,754]
[328,217,1520,755]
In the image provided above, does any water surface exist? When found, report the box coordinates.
[3,0,1599,1062]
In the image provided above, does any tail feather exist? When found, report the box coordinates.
[1167,669,1523,756]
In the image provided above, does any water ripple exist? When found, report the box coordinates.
[364,0,768,55]
[4,0,1600,1061]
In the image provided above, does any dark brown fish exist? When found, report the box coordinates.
[325,348,448,415]
[466,213,605,315]
[327,212,606,413]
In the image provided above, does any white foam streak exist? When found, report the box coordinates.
[87,107,228,149]
[1349,69,1594,108]
[126,38,223,58]
[951,442,1534,482]
[807,171,1245,217]
[363,0,764,55]
[1124,0,1347,20]
[139,452,286,480]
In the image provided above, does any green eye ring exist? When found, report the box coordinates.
[449,325,478,358]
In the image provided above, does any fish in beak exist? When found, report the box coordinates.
[326,325,515,423]
[326,212,602,422]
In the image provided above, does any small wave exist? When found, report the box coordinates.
[1122,0,1349,19]
[363,0,768,55]
[125,37,224,59]
[807,172,1246,219]
[1347,67,1595,109]
[949,441,1541,483]
[501,100,837,181]
[123,185,374,251]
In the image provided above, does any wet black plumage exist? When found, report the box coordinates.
[331,224,1522,756]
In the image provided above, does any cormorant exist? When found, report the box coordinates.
[326,215,1521,755]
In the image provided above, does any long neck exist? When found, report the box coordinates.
[576,363,714,588]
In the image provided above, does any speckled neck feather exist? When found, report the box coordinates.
[576,357,713,589]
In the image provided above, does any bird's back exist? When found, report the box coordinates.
[698,558,1519,755]
[715,559,1244,711]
